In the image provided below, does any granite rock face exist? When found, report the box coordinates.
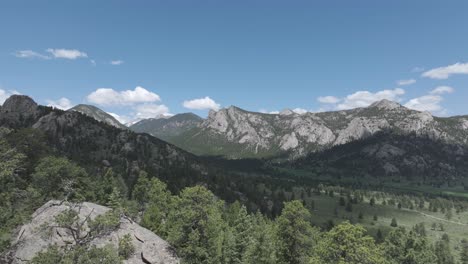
[6,200,179,264]
[164,100,468,159]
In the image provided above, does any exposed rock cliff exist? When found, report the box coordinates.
[164,101,468,159]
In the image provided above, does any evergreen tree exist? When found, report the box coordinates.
[141,178,173,238]
[390,218,398,227]
[276,200,316,264]
[31,156,91,201]
[230,204,253,263]
[243,212,277,264]
[383,227,436,264]
[107,187,123,211]
[132,171,151,208]
[461,241,468,264]
[434,237,455,264]
[376,229,384,243]
[166,185,224,264]
[311,222,387,264]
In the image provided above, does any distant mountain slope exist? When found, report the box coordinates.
[291,132,468,188]
[130,113,202,141]
[69,104,127,130]
[166,100,468,159]
[0,95,202,188]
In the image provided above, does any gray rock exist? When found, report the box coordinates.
[7,200,179,264]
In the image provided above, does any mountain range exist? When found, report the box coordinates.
[127,99,468,160]
[7,95,467,189]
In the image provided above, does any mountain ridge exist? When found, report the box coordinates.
[69,104,127,130]
[153,100,468,159]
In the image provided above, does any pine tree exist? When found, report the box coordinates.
[311,222,387,264]
[107,187,122,211]
[276,200,316,264]
[243,212,277,264]
[434,237,455,264]
[390,218,398,227]
[166,185,224,263]
[376,229,384,243]
[141,178,173,238]
[461,242,468,264]
[232,205,253,263]
[383,227,436,264]
[132,171,150,208]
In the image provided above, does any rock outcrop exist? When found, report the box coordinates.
[5,200,179,264]
[158,100,468,159]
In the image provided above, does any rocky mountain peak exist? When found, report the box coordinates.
[279,109,295,116]
[69,104,127,130]
[368,99,402,110]
[1,95,38,114]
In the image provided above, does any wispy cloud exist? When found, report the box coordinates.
[14,50,50,60]
[14,48,89,60]
[396,79,416,86]
[110,60,124,65]
[422,62,468,79]
[46,48,88,59]
[429,86,454,95]
[404,86,454,115]
[318,88,405,110]
[317,96,340,104]
[317,86,454,116]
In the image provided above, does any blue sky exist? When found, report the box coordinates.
[1,0,468,123]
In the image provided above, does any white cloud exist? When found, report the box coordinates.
[110,60,124,65]
[397,79,416,86]
[404,86,454,115]
[429,86,454,95]
[318,96,341,104]
[259,109,280,114]
[336,88,405,110]
[46,97,73,110]
[0,89,21,104]
[134,103,171,119]
[422,62,468,79]
[108,112,130,124]
[87,86,161,106]
[14,50,50,60]
[404,95,444,113]
[292,108,308,114]
[183,96,220,111]
[46,48,88,59]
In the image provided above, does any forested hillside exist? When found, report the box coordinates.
[0,95,467,263]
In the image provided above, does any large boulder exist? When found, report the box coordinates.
[5,200,179,264]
